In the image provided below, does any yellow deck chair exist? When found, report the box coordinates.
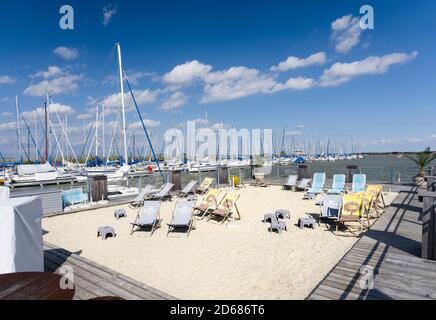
[367,185,385,214]
[194,188,221,219]
[207,192,241,224]
[336,194,367,234]
[195,177,214,195]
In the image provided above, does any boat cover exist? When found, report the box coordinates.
[18,162,55,176]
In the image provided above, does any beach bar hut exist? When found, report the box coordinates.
[0,197,44,274]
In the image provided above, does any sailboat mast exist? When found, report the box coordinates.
[45,93,49,163]
[116,43,129,165]
[15,95,22,163]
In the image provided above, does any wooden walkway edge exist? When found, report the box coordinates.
[44,242,176,300]
[308,185,436,300]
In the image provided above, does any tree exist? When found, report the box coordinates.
[405,148,436,177]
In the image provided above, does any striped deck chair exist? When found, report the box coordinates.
[336,193,367,234]
[195,177,214,195]
[367,184,385,215]
[194,188,221,219]
[351,174,367,193]
[207,192,241,224]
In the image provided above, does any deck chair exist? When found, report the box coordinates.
[367,184,385,215]
[194,188,221,219]
[305,173,326,197]
[319,195,342,221]
[351,174,367,193]
[129,185,155,208]
[148,183,174,201]
[179,180,198,197]
[283,175,298,190]
[327,174,346,194]
[130,201,161,235]
[295,178,312,191]
[167,201,195,237]
[195,177,214,194]
[207,192,241,224]
[336,194,367,234]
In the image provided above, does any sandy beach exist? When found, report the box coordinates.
[42,185,397,300]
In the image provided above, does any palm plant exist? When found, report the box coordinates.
[405,148,436,177]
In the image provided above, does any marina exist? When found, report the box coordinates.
[1,0,436,305]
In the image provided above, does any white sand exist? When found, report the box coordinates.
[42,186,397,300]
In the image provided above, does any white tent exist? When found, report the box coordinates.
[0,186,10,199]
[0,197,44,274]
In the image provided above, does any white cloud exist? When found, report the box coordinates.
[1,97,10,102]
[0,75,16,84]
[161,92,189,111]
[286,130,304,136]
[24,74,83,96]
[1,112,12,116]
[104,70,153,86]
[0,122,17,132]
[22,103,75,120]
[163,60,212,87]
[331,14,363,54]
[99,89,157,115]
[76,113,93,120]
[25,66,83,96]
[320,51,418,87]
[128,119,160,130]
[271,77,316,93]
[296,124,306,129]
[270,52,327,72]
[54,47,79,60]
[102,4,118,26]
[30,66,64,79]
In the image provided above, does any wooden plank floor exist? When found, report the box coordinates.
[308,185,436,300]
[44,242,176,300]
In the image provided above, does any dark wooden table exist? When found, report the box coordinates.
[0,272,75,300]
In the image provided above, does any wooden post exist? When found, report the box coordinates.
[88,175,108,202]
[170,169,182,191]
[346,165,359,183]
[420,191,436,260]
[218,166,229,186]
[298,165,309,180]
[427,176,436,192]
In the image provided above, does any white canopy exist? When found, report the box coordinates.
[0,197,44,274]
[17,162,55,176]
[0,186,10,199]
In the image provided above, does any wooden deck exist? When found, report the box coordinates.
[43,242,176,300]
[308,185,436,300]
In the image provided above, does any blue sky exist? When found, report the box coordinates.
[0,0,435,158]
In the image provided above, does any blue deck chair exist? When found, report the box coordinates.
[306,173,326,194]
[328,174,346,194]
[352,174,367,193]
